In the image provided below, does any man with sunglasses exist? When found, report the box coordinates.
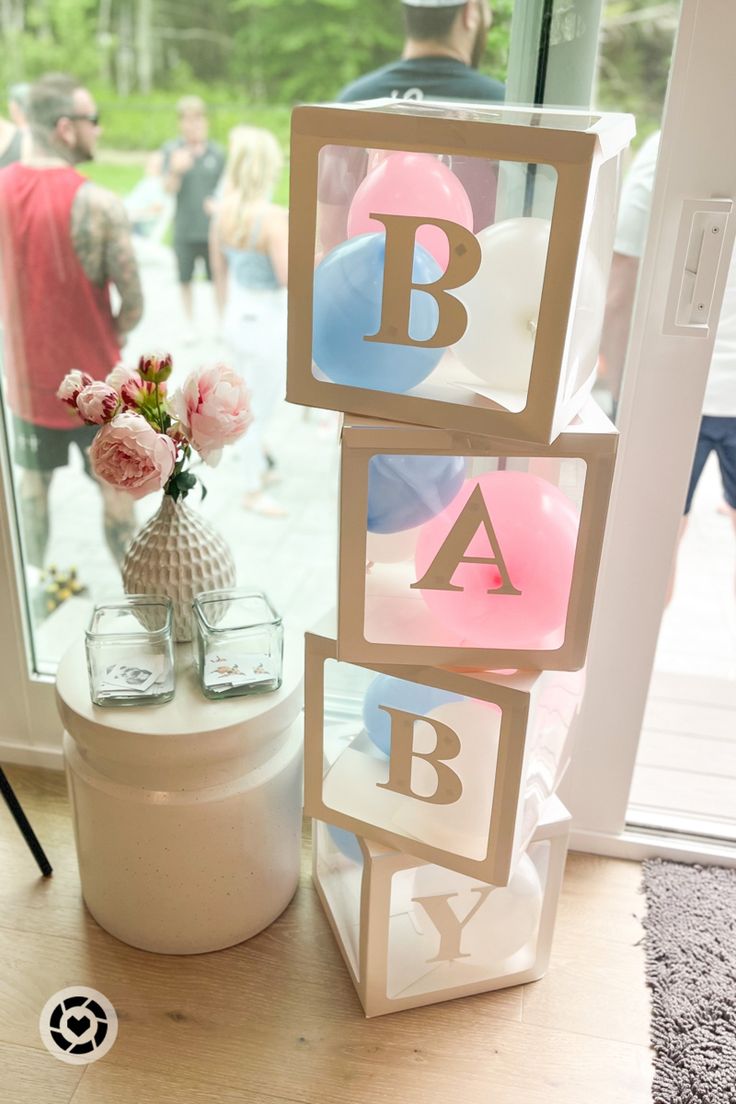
[0,72,143,572]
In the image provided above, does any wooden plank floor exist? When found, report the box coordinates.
[630,670,736,838]
[1,765,652,1104]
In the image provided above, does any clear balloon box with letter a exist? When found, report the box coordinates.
[312,798,570,1018]
[336,402,617,672]
[286,100,634,444]
[303,632,584,886]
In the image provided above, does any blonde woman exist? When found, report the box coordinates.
[210,125,288,515]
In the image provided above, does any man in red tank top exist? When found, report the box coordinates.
[0,73,143,569]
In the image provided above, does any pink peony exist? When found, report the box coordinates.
[170,364,251,465]
[57,370,94,411]
[89,412,177,499]
[76,381,120,425]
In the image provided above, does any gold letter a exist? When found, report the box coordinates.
[411,484,521,596]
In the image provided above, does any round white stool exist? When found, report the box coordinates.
[56,633,304,954]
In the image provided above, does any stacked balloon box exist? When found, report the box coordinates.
[287,101,635,445]
[286,99,634,1016]
[337,406,617,671]
[312,803,570,1017]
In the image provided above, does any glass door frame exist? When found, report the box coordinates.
[0,404,60,766]
[561,0,736,864]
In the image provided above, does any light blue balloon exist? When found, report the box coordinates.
[325,823,363,864]
[312,232,445,392]
[362,674,462,757]
[367,454,466,534]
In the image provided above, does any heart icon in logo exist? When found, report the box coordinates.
[67,1015,91,1037]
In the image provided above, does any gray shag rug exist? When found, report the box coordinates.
[642,859,736,1103]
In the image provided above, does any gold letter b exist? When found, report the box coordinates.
[364,213,481,349]
[375,706,463,805]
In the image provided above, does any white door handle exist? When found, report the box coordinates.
[663,197,733,337]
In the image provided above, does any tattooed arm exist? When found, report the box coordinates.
[71,183,144,337]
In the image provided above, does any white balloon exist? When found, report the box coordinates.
[366,525,421,564]
[410,852,543,967]
[453,216,551,394]
[563,253,607,399]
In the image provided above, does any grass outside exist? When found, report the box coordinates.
[83,102,293,206]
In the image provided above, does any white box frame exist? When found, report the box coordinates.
[337,401,617,671]
[287,100,634,444]
[312,796,571,1018]
[305,632,582,885]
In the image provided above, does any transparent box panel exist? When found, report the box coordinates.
[519,670,585,846]
[314,820,363,979]
[363,453,587,650]
[385,840,551,1001]
[314,145,558,415]
[563,155,620,402]
[321,658,501,863]
[368,101,602,133]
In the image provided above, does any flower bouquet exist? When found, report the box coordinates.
[58,354,252,641]
[58,353,251,500]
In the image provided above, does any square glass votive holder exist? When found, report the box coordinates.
[193,588,284,699]
[85,595,175,707]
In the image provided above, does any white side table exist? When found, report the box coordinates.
[56,633,304,954]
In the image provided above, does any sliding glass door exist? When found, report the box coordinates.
[563,0,736,860]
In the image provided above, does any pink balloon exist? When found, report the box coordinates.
[346,152,474,271]
[413,470,580,650]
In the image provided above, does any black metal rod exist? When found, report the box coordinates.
[524,0,556,216]
[0,766,53,877]
[534,0,555,105]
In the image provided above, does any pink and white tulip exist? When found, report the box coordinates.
[120,374,165,410]
[56,370,94,411]
[105,364,139,393]
[76,381,120,425]
[138,352,173,384]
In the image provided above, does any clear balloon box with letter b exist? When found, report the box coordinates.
[312,797,570,1018]
[287,100,634,444]
[336,403,617,672]
[303,631,584,886]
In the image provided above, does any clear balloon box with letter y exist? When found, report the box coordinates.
[286,99,634,444]
[312,800,570,1018]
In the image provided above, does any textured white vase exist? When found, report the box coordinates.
[122,495,236,642]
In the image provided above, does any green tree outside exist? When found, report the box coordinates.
[0,0,677,198]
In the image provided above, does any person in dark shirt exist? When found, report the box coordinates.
[338,0,504,104]
[322,0,504,245]
[162,96,225,342]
